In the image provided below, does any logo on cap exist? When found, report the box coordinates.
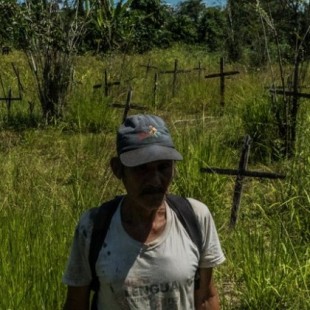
[138,125,161,140]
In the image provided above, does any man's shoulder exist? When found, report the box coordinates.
[186,197,210,212]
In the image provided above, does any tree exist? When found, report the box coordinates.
[0,0,20,47]
[178,0,206,23]
[198,7,227,51]
[128,0,172,52]
[167,0,207,44]
[19,0,85,122]
[87,0,135,52]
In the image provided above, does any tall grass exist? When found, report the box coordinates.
[0,46,309,309]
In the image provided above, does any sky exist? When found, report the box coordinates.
[166,0,227,7]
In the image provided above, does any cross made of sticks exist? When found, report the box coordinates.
[93,69,120,97]
[0,63,23,118]
[269,83,310,157]
[205,57,239,108]
[200,135,286,229]
[193,61,206,82]
[269,88,310,99]
[160,59,192,97]
[140,59,158,78]
[110,89,147,123]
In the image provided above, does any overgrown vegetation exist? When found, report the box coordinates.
[0,0,309,309]
[1,46,309,309]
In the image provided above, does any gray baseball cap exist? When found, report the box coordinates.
[117,114,183,167]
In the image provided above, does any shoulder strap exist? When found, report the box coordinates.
[166,194,203,253]
[89,195,123,293]
[166,194,203,290]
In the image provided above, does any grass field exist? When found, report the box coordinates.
[0,46,309,309]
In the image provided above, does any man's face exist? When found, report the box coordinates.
[122,160,174,209]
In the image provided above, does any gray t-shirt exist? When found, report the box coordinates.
[63,198,225,310]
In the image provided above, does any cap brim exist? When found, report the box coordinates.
[119,144,183,167]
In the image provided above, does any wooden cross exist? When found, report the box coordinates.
[93,69,120,97]
[110,89,147,123]
[160,59,192,97]
[0,63,23,118]
[193,61,206,82]
[205,57,239,107]
[140,59,158,78]
[269,88,310,99]
[268,65,310,157]
[200,135,285,229]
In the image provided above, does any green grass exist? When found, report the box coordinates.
[0,46,309,309]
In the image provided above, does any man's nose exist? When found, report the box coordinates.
[145,168,162,184]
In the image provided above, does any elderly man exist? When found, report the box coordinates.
[63,114,225,310]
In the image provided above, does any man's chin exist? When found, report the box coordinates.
[141,193,166,206]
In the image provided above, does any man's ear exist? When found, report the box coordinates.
[172,164,177,179]
[110,157,123,179]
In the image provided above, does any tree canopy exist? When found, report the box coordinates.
[1,0,309,64]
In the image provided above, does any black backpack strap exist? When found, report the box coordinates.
[166,194,203,290]
[89,196,123,295]
[166,194,203,253]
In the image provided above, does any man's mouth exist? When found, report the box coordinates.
[141,187,165,195]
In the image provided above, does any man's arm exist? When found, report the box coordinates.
[194,268,220,310]
[63,285,91,310]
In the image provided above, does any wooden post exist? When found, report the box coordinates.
[160,59,192,97]
[193,61,206,82]
[93,69,120,97]
[269,86,310,157]
[122,89,132,123]
[205,57,239,107]
[220,58,225,107]
[230,135,251,228]
[140,59,158,78]
[0,66,23,116]
[200,135,285,228]
[172,59,178,97]
[110,89,146,121]
[153,72,158,107]
[6,88,12,118]
[11,63,24,99]
[104,69,109,97]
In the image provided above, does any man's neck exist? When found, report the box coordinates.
[120,197,167,243]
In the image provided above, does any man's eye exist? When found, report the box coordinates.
[159,163,172,171]
[133,165,146,172]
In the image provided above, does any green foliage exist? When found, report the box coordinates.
[128,0,172,52]
[167,14,199,44]
[226,0,310,64]
[198,7,227,52]
[242,96,282,162]
[0,0,20,46]
[226,223,309,309]
[91,0,135,52]
[0,48,309,309]
[18,1,85,122]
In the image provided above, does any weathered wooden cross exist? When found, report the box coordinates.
[269,88,310,99]
[140,59,158,78]
[93,69,120,97]
[193,61,206,82]
[160,59,192,97]
[205,57,239,107]
[200,135,286,229]
[0,63,23,118]
[268,73,310,157]
[110,89,147,123]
